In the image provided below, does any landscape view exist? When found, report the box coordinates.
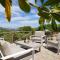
[0,0,60,60]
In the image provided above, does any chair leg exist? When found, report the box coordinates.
[32,50,35,60]
[45,42,48,48]
[39,47,41,52]
[57,42,60,55]
[57,49,59,55]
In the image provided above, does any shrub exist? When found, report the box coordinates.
[18,26,35,34]
[3,32,13,43]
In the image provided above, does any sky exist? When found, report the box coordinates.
[0,0,42,29]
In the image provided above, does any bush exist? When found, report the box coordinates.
[18,26,35,34]
[3,32,13,43]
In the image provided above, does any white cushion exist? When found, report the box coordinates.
[1,41,25,56]
[32,37,41,40]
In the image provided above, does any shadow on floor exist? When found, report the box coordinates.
[45,47,57,53]
[7,50,40,60]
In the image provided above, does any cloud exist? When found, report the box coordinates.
[0,0,39,29]
[0,19,39,29]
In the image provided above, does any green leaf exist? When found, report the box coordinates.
[0,0,12,7]
[37,7,43,13]
[51,19,57,31]
[42,7,49,12]
[47,18,51,22]
[51,13,60,22]
[37,7,50,19]
[38,12,50,19]
[39,17,44,24]
[39,24,44,30]
[5,0,11,22]
[52,9,60,13]
[18,0,30,13]
[35,0,37,3]
[39,17,45,30]
[44,0,60,6]
[0,0,5,7]
[40,0,44,4]
[9,0,12,6]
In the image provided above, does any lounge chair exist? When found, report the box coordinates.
[30,31,46,44]
[15,31,45,52]
[0,40,34,60]
[46,33,60,55]
[0,37,4,41]
[15,40,41,52]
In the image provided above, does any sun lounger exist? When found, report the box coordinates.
[0,37,4,41]
[15,41,41,51]
[30,31,45,43]
[0,48,34,60]
[0,40,34,60]
[46,33,60,55]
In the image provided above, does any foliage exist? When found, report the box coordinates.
[0,0,60,31]
[19,26,31,31]
[0,0,30,21]
[0,0,12,21]
[45,24,53,31]
[0,31,32,42]
[29,0,60,31]
[18,0,30,13]
[0,32,13,43]
[0,26,35,42]
[38,24,60,32]
[18,26,35,34]
[44,0,60,6]
[38,24,45,31]
[13,32,31,41]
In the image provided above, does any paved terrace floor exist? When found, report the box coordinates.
[33,46,60,60]
[20,46,60,60]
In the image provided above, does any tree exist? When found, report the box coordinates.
[18,26,35,34]
[37,0,60,31]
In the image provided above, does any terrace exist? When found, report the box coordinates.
[0,0,60,60]
[0,31,60,60]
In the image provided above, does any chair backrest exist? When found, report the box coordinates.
[56,33,60,40]
[0,40,25,56]
[0,37,4,41]
[35,31,45,37]
[0,50,4,58]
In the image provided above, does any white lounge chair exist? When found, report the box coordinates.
[46,33,60,55]
[0,40,34,60]
[15,40,41,52]
[0,37,4,41]
[30,31,46,44]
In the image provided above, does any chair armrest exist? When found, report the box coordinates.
[30,35,35,40]
[0,50,4,58]
[30,35,41,40]
[58,39,60,47]
[41,35,46,38]
[1,48,34,60]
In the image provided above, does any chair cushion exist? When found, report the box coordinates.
[0,41,25,56]
[32,37,41,40]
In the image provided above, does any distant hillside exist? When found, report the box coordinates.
[0,27,17,32]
